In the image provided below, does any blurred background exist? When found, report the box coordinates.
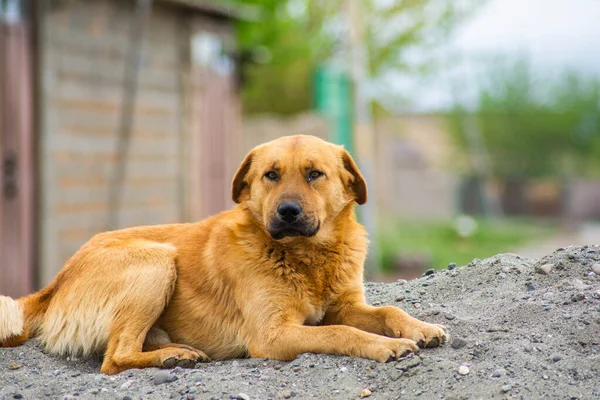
[2,0,600,297]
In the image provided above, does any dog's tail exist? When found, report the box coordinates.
[0,285,54,347]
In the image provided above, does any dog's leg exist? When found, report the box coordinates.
[143,342,210,359]
[323,293,447,348]
[249,324,419,363]
[97,242,205,375]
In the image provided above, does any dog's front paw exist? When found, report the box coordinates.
[401,321,448,348]
[362,337,419,362]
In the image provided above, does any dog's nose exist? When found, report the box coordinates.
[277,201,302,223]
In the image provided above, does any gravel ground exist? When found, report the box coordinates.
[2,246,599,400]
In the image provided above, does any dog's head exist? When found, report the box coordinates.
[232,135,367,241]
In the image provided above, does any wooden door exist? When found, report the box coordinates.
[187,17,241,220]
[0,1,35,297]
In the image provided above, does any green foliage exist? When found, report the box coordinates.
[448,59,600,178]
[232,0,484,115]
[379,218,556,271]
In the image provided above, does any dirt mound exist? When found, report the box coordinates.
[1,246,599,400]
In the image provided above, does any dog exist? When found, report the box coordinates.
[0,135,446,374]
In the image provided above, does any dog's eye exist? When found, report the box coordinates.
[264,171,279,181]
[307,170,324,182]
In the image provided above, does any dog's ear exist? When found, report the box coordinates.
[232,151,254,203]
[341,149,367,205]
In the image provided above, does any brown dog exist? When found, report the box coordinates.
[0,135,446,374]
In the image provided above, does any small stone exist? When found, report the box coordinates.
[458,365,470,375]
[498,272,507,279]
[448,262,457,270]
[501,385,512,393]
[570,292,585,302]
[230,393,250,400]
[536,263,554,275]
[551,354,562,362]
[360,388,372,398]
[395,355,422,371]
[395,296,405,302]
[592,263,600,275]
[120,380,134,389]
[414,390,422,396]
[450,337,467,349]
[7,363,22,370]
[472,258,481,264]
[423,269,435,276]
[527,283,537,291]
[397,279,408,285]
[13,394,23,399]
[123,396,132,400]
[88,389,99,395]
[153,371,177,385]
[501,266,510,274]
[413,303,421,309]
[542,292,554,302]
[292,366,301,372]
[492,368,506,377]
[444,313,456,320]
[273,364,282,370]
[281,389,293,399]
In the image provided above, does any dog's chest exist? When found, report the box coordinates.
[303,300,328,326]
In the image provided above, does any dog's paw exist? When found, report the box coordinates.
[160,347,210,369]
[402,321,448,348]
[363,337,419,363]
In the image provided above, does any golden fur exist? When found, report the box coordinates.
[0,135,446,374]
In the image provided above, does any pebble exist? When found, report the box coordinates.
[450,337,467,349]
[395,355,423,371]
[7,362,22,370]
[123,397,132,400]
[360,388,373,398]
[458,365,470,375]
[502,385,512,393]
[13,394,23,399]
[444,313,456,320]
[524,344,533,353]
[423,269,435,276]
[498,273,507,279]
[570,293,585,302]
[501,266,510,274]
[542,292,554,302]
[153,371,178,385]
[120,380,134,389]
[448,262,457,270]
[292,366,301,372]
[536,263,554,275]
[395,296,405,302]
[527,283,537,291]
[89,389,99,395]
[281,389,293,399]
[397,279,408,285]
[230,393,250,400]
[592,263,600,276]
[552,354,562,362]
[492,368,507,377]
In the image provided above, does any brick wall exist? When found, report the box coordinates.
[38,0,194,285]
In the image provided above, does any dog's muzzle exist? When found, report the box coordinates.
[267,201,320,240]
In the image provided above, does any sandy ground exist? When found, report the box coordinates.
[1,246,599,400]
